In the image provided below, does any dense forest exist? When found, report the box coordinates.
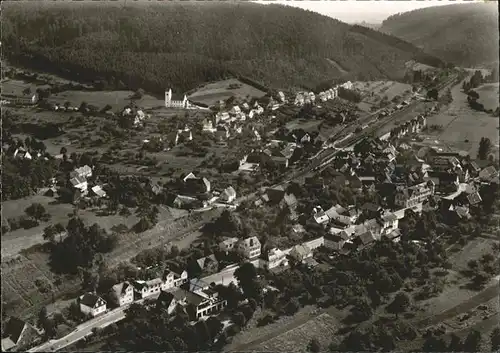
[381,3,499,67]
[3,2,444,94]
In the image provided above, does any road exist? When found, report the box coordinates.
[28,304,132,352]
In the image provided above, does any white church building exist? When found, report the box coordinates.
[165,88,190,109]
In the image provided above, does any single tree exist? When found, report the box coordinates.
[478,137,492,160]
[386,292,410,318]
[308,338,321,353]
[490,326,500,351]
[463,329,482,352]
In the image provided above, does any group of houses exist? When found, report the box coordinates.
[293,81,352,107]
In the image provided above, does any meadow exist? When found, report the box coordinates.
[424,81,499,158]
[187,78,267,106]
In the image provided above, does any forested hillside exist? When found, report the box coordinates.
[3,2,444,94]
[381,3,499,67]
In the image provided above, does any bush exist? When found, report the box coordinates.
[257,314,275,327]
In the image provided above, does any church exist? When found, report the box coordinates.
[165,88,190,109]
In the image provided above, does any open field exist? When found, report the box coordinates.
[48,90,165,111]
[254,313,339,352]
[1,79,51,97]
[188,78,267,106]
[285,119,322,132]
[423,79,499,159]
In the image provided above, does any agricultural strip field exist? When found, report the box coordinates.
[253,313,340,352]
[188,78,266,106]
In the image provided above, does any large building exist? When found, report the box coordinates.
[165,88,190,109]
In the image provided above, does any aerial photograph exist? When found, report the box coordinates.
[1,0,499,352]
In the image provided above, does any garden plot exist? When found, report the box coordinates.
[188,78,267,106]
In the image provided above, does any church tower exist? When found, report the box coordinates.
[165,89,172,107]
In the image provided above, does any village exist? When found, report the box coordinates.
[2,66,499,352]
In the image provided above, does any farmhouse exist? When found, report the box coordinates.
[111,281,134,307]
[219,186,237,203]
[79,293,107,317]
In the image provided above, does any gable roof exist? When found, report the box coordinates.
[196,254,218,270]
[112,281,132,297]
[3,317,27,345]
[291,244,311,257]
[79,293,106,308]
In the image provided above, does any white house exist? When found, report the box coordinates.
[164,267,189,288]
[237,236,261,259]
[79,293,107,317]
[132,278,164,299]
[70,176,89,194]
[13,147,32,160]
[71,165,93,179]
[313,206,329,224]
[289,244,313,262]
[261,248,288,270]
[219,186,237,203]
[111,281,134,307]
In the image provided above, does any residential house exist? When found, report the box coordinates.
[325,204,358,226]
[215,125,230,141]
[111,281,134,307]
[91,185,107,198]
[361,202,383,219]
[261,247,288,270]
[172,195,202,209]
[353,231,377,249]
[303,236,325,250]
[71,165,93,179]
[1,317,40,352]
[325,231,351,251]
[132,278,165,299]
[79,293,107,317]
[175,127,193,145]
[189,254,219,277]
[219,186,237,203]
[185,288,228,320]
[278,91,286,103]
[163,266,189,288]
[379,212,399,235]
[313,206,329,224]
[230,105,241,115]
[479,166,499,183]
[237,236,262,259]
[183,175,211,195]
[219,237,239,253]
[216,112,230,122]
[289,244,313,262]
[156,290,184,315]
[13,147,32,160]
[70,175,89,195]
[202,118,216,133]
[394,180,435,208]
[425,171,459,193]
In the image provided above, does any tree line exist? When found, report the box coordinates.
[4,2,446,94]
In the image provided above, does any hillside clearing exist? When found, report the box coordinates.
[188,78,267,106]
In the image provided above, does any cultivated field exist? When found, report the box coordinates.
[48,90,165,111]
[187,78,267,106]
[254,313,339,352]
[424,80,499,159]
[352,80,412,113]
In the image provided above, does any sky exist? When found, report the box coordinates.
[252,0,483,24]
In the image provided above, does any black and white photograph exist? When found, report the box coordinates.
[1,0,499,352]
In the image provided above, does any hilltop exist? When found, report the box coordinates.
[380,3,499,67]
[3,2,444,94]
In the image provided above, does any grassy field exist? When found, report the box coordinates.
[254,313,339,352]
[48,90,165,111]
[423,80,499,159]
[285,119,322,132]
[188,78,267,106]
[1,79,51,97]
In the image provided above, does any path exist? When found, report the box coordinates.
[415,278,500,329]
